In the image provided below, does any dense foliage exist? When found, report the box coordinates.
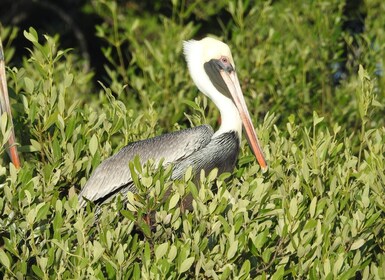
[1,0,385,278]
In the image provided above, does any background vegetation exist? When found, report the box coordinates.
[1,0,385,278]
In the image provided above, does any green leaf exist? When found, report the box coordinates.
[262,248,272,263]
[64,73,74,88]
[106,231,112,250]
[351,239,365,250]
[168,193,180,210]
[184,166,193,182]
[129,161,140,187]
[116,244,124,265]
[53,214,63,236]
[254,230,268,249]
[271,266,285,280]
[30,139,42,152]
[181,99,201,111]
[26,208,36,225]
[57,114,65,130]
[188,181,198,199]
[155,242,169,260]
[32,265,44,278]
[93,241,105,262]
[313,111,324,126]
[309,197,317,218]
[207,168,218,182]
[0,249,10,269]
[121,209,135,220]
[138,219,151,238]
[89,134,98,156]
[43,111,59,131]
[333,254,344,276]
[0,113,8,135]
[179,257,195,274]
[302,160,309,183]
[227,240,238,260]
[133,263,140,279]
[143,242,151,267]
[24,77,34,93]
[36,203,50,221]
[168,245,177,262]
[248,238,258,256]
[358,64,366,81]
[289,197,298,218]
[23,28,38,43]
[304,219,317,231]
[221,266,231,280]
[105,261,116,279]
[141,176,152,188]
[364,211,381,229]
[38,257,48,272]
[52,137,62,159]
[239,260,251,278]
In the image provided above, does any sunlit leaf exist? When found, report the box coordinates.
[155,242,169,260]
[351,239,366,250]
[168,193,180,210]
[0,249,10,270]
[179,257,195,274]
[89,134,98,156]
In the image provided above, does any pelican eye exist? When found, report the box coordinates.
[220,57,229,64]
[219,56,234,73]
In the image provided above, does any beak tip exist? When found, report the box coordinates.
[261,165,268,173]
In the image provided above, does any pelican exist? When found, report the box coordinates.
[78,37,267,207]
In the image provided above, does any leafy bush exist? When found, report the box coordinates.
[1,0,385,278]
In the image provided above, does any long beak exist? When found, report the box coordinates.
[0,38,21,169]
[220,70,268,172]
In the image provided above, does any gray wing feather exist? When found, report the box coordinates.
[78,125,213,205]
[171,131,240,180]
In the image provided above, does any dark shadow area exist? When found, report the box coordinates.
[0,0,232,85]
[1,0,367,86]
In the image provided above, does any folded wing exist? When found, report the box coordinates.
[78,125,213,206]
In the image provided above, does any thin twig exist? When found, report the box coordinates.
[0,34,21,168]
[254,237,288,274]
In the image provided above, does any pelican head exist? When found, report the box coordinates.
[183,37,268,171]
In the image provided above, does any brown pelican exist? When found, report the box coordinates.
[78,37,267,206]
